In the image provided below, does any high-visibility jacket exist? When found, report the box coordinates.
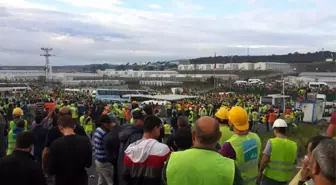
[166,148,235,185]
[69,106,78,119]
[227,132,261,185]
[79,116,85,127]
[285,114,292,124]
[263,137,297,182]
[118,108,125,119]
[252,111,259,122]
[125,110,131,121]
[268,113,276,123]
[167,104,172,109]
[10,120,28,131]
[262,115,267,124]
[218,125,234,146]
[163,124,171,135]
[7,128,24,155]
[188,111,194,123]
[84,117,93,132]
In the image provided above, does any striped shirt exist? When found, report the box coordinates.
[94,127,108,162]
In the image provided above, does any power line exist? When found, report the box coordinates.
[40,48,55,81]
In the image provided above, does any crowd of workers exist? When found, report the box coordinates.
[0,85,335,185]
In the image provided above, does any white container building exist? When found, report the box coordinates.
[224,63,239,70]
[238,63,254,70]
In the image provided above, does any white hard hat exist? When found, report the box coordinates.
[273,119,287,128]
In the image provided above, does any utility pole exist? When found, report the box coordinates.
[282,75,286,113]
[40,48,54,82]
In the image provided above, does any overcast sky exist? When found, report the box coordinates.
[0,0,335,66]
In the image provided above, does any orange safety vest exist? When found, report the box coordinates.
[125,109,131,121]
[268,113,276,123]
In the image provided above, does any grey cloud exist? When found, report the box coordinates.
[0,4,336,65]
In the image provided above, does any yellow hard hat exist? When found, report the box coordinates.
[13,108,23,116]
[215,107,229,120]
[228,106,248,131]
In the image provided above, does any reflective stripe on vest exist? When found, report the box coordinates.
[166,148,235,185]
[263,137,297,182]
[227,132,261,185]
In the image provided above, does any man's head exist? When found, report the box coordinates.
[309,139,336,184]
[16,119,25,129]
[34,115,43,125]
[15,131,35,153]
[174,127,192,151]
[272,119,287,136]
[98,115,114,130]
[59,107,72,116]
[306,136,329,159]
[143,115,162,139]
[57,115,76,134]
[193,117,221,148]
[177,116,189,128]
[133,110,145,126]
[84,110,90,118]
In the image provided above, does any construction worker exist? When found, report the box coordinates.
[7,120,25,155]
[164,117,240,185]
[188,107,194,128]
[80,111,93,138]
[251,109,259,132]
[208,104,214,117]
[163,120,171,143]
[125,106,131,124]
[259,119,297,185]
[200,106,207,117]
[268,110,276,132]
[219,106,261,185]
[167,102,172,118]
[10,108,28,131]
[215,107,234,146]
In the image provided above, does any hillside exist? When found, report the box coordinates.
[190,51,335,64]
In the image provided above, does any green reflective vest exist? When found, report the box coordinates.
[263,137,297,182]
[7,129,24,155]
[79,116,85,127]
[227,132,261,185]
[166,148,235,185]
[218,125,234,146]
[252,112,259,122]
[163,124,171,135]
[188,111,194,123]
[10,120,28,131]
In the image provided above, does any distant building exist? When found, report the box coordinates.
[254,62,291,72]
[177,64,195,71]
[224,63,239,70]
[299,72,336,87]
[238,63,254,70]
[140,80,183,87]
[99,69,178,78]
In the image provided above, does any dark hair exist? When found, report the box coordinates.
[307,135,330,152]
[133,110,145,120]
[195,120,220,145]
[35,115,43,124]
[16,131,35,149]
[274,127,286,135]
[16,119,25,128]
[57,115,76,128]
[143,105,153,116]
[143,116,162,132]
[97,115,111,127]
[177,116,189,128]
[174,127,192,150]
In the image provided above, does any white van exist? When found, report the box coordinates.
[309,82,329,88]
[248,79,264,85]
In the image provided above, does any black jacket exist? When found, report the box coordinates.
[0,150,46,185]
[103,125,122,165]
[117,124,144,185]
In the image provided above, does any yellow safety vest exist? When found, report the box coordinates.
[263,137,297,182]
[227,133,261,185]
[163,124,171,135]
